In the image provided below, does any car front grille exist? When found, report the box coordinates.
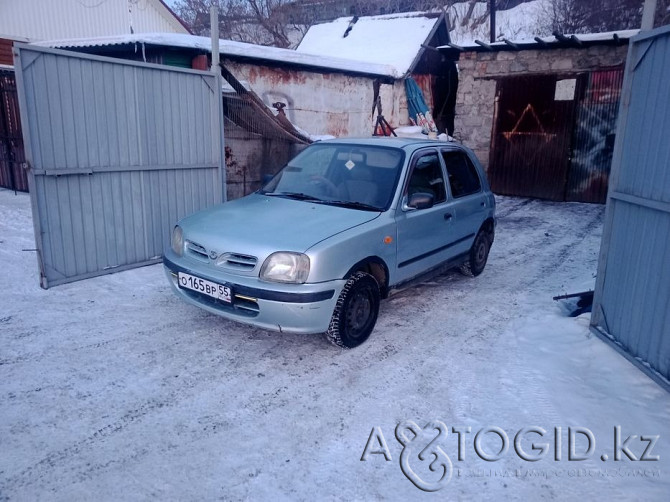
[185,241,258,272]
[217,253,258,271]
[186,241,209,261]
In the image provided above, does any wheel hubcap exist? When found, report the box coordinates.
[346,290,372,338]
[476,242,486,265]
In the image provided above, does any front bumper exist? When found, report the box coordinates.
[163,254,346,334]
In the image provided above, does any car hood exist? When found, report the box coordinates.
[179,193,381,255]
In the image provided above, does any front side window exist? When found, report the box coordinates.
[405,152,447,204]
[442,151,482,198]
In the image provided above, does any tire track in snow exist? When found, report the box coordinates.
[1,369,229,493]
[0,321,185,366]
[1,396,173,491]
[493,206,605,428]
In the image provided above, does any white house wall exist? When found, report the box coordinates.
[224,60,418,138]
[0,0,188,41]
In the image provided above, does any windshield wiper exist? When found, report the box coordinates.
[325,200,381,211]
[264,192,324,202]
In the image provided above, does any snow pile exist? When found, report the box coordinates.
[307,134,337,142]
[393,125,453,141]
[296,12,440,75]
[276,114,335,142]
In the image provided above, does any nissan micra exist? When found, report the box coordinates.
[163,138,495,348]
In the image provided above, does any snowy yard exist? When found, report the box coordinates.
[1,188,669,500]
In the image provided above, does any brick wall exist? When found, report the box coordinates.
[454,44,628,170]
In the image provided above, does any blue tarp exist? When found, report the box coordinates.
[404,77,437,134]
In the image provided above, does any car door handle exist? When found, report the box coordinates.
[444,213,452,220]
[481,201,486,207]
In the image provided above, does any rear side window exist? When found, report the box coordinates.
[442,151,482,198]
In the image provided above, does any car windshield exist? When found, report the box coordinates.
[259,144,405,211]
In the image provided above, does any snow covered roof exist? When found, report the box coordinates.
[441,29,639,52]
[33,32,399,79]
[296,11,445,76]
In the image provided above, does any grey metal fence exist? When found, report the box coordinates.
[13,44,224,288]
[591,26,670,391]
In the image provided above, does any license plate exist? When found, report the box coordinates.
[178,272,231,303]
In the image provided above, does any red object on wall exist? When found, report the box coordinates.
[0,38,14,66]
[192,54,209,71]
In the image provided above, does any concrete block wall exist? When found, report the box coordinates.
[454,44,628,171]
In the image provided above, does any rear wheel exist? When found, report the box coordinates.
[325,272,380,348]
[460,230,491,277]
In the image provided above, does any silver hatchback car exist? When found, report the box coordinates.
[163,138,495,348]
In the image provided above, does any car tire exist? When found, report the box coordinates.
[460,230,491,277]
[325,271,380,348]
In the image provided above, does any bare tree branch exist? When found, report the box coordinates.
[169,1,651,49]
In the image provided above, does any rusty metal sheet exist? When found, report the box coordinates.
[565,69,624,203]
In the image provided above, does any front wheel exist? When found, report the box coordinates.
[325,272,380,348]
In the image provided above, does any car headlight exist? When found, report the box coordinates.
[260,252,310,284]
[171,225,184,256]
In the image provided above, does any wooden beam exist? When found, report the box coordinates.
[421,44,441,53]
[503,38,519,50]
[553,32,571,43]
[474,39,493,51]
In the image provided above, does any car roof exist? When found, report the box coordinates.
[315,137,466,152]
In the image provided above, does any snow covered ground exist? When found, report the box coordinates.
[1,188,669,500]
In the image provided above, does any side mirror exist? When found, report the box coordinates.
[407,192,435,210]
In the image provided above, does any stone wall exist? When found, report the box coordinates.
[454,44,628,170]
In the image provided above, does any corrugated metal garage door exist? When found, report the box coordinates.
[489,70,624,203]
[13,44,224,288]
[591,26,670,390]
[489,74,578,201]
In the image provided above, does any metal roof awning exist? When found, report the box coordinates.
[33,33,400,80]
